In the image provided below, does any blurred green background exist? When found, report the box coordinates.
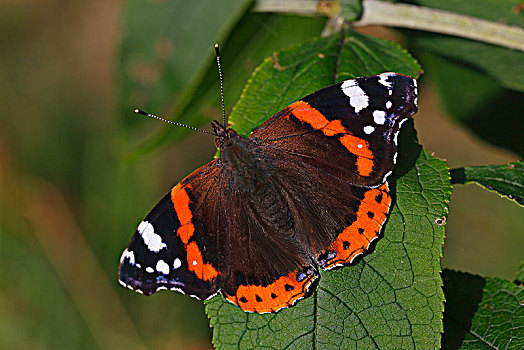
[0,1,522,349]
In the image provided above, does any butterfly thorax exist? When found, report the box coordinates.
[212,120,271,193]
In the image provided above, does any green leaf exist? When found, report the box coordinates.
[403,0,524,92]
[205,32,451,349]
[442,270,524,349]
[415,52,524,157]
[450,161,524,206]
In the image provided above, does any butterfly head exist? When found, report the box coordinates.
[212,120,239,149]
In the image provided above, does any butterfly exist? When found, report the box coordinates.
[118,61,418,313]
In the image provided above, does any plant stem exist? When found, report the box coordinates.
[253,0,524,52]
[357,0,524,51]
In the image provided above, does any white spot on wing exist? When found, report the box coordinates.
[120,249,135,265]
[363,125,375,134]
[173,258,182,270]
[156,260,170,274]
[373,110,386,125]
[138,221,167,253]
[146,267,154,273]
[378,74,394,89]
[341,80,369,112]
[386,101,392,109]
[118,280,128,288]
[357,144,363,149]
[192,260,197,266]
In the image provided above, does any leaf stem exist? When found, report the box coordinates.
[357,0,524,51]
[253,0,524,52]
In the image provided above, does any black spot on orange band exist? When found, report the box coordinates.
[225,268,317,313]
[320,182,391,269]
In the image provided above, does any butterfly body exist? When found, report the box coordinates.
[215,130,270,194]
[119,73,418,313]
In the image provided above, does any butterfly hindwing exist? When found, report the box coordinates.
[258,143,392,269]
[213,174,320,313]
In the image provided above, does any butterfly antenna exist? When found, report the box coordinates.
[214,44,227,127]
[134,109,216,136]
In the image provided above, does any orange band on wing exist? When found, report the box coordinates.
[289,101,374,176]
[225,269,317,313]
[171,183,195,244]
[322,119,346,136]
[171,183,220,281]
[339,134,374,176]
[186,241,220,281]
[322,183,391,269]
[289,101,343,132]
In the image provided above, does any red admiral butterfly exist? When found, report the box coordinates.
[119,48,418,313]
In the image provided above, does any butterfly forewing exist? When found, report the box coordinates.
[119,161,223,300]
[252,73,417,187]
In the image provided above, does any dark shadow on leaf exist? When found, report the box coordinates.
[391,120,422,184]
[442,269,486,350]
[449,167,466,184]
[388,120,421,231]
